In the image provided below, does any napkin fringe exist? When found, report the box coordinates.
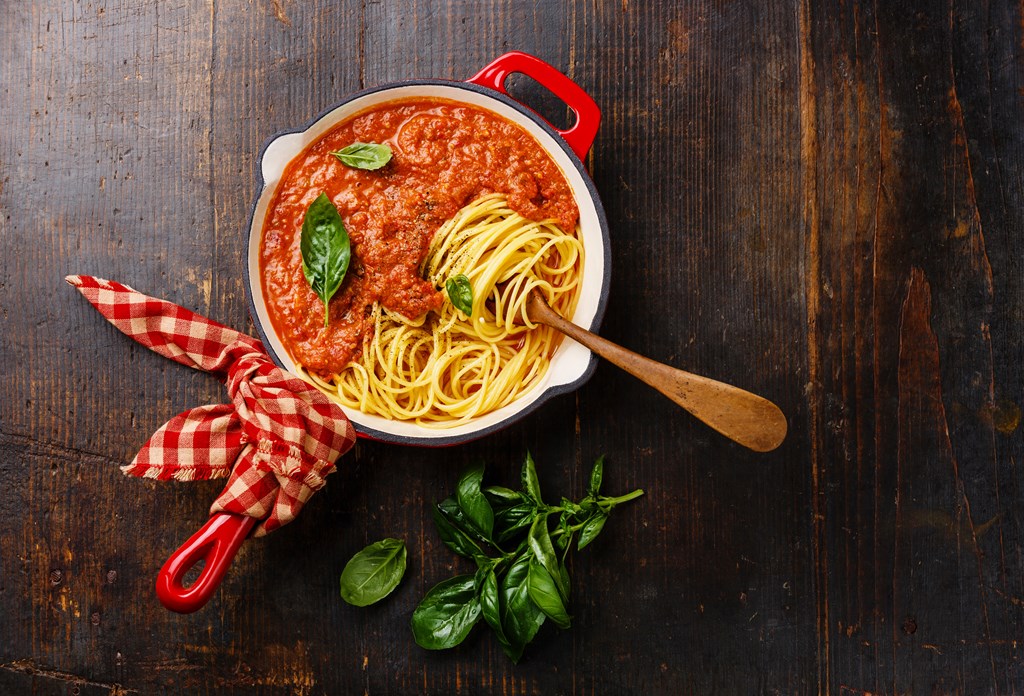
[121,462,230,481]
[253,439,335,488]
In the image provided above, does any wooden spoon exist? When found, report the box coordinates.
[525,290,788,452]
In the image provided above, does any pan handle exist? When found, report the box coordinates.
[155,512,257,613]
[467,51,601,161]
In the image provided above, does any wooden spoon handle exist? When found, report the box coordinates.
[530,298,787,452]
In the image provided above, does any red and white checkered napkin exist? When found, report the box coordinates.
[66,275,356,537]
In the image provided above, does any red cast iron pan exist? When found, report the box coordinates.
[156,51,608,613]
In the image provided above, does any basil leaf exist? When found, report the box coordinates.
[521,452,543,505]
[588,456,604,497]
[432,504,487,561]
[560,497,583,515]
[527,561,571,629]
[559,562,571,600]
[456,462,494,538]
[495,502,535,543]
[330,142,392,170]
[339,538,407,607]
[479,566,514,654]
[487,485,531,541]
[577,513,608,550]
[436,496,485,537]
[300,192,351,327]
[437,496,495,551]
[554,513,572,552]
[528,515,568,602]
[500,554,545,661]
[410,575,482,650]
[446,274,474,316]
[483,486,521,508]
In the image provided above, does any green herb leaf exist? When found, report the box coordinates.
[559,562,571,598]
[560,497,583,516]
[446,274,474,316]
[588,456,604,497]
[457,462,494,539]
[577,513,608,550]
[432,503,487,561]
[494,502,535,543]
[339,538,407,607]
[500,553,546,661]
[330,142,393,170]
[527,561,572,629]
[300,192,351,327]
[528,515,568,602]
[554,512,572,552]
[410,575,482,650]
[479,566,514,655]
[483,486,521,507]
[414,453,642,663]
[521,452,543,505]
[436,496,490,542]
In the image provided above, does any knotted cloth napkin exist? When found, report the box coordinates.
[66,275,356,537]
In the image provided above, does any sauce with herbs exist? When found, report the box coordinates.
[259,97,578,377]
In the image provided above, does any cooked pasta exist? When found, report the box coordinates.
[302,193,584,426]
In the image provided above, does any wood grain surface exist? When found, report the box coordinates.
[2,0,1022,693]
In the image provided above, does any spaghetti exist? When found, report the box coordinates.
[304,193,584,426]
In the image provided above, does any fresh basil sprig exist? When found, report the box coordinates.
[446,274,474,316]
[339,538,407,606]
[410,454,643,662]
[330,142,393,170]
[300,192,351,327]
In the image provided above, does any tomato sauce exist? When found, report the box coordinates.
[259,98,579,377]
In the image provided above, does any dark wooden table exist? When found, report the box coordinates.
[3,1,1024,693]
